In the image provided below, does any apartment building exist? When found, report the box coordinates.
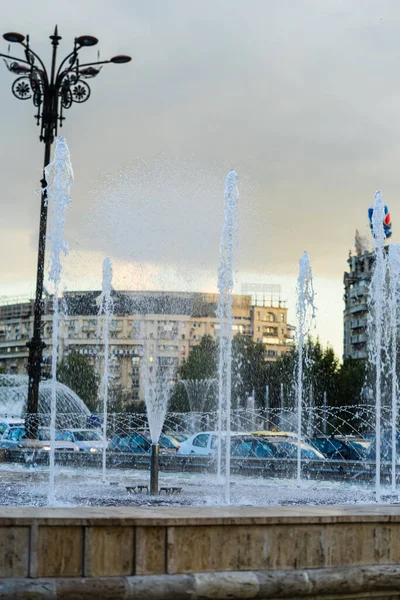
[0,290,295,405]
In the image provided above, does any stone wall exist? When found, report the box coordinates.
[1,505,400,598]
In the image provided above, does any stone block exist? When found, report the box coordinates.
[84,526,134,577]
[167,524,327,573]
[37,526,83,577]
[325,523,400,567]
[135,526,167,575]
[0,526,29,577]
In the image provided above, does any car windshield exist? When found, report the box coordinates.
[38,430,70,441]
[5,427,25,441]
[72,431,102,441]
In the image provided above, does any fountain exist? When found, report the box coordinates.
[97,258,113,483]
[295,251,316,485]
[216,169,239,503]
[179,378,216,413]
[368,191,388,501]
[45,137,73,504]
[0,375,90,419]
[388,244,400,491]
[141,340,172,494]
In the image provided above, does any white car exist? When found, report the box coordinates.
[65,429,105,453]
[177,431,246,456]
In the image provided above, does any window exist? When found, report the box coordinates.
[280,313,284,322]
[232,440,252,457]
[254,441,274,458]
[193,434,209,448]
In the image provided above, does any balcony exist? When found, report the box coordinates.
[351,350,368,360]
[349,287,366,300]
[349,303,368,314]
[350,333,368,344]
[350,319,367,329]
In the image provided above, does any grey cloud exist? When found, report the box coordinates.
[1,0,400,290]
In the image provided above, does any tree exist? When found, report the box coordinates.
[57,351,99,412]
[169,335,218,411]
[231,335,267,409]
[265,338,340,411]
[179,335,218,380]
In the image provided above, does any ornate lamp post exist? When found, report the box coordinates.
[0,26,131,437]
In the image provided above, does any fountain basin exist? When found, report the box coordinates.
[2,505,400,598]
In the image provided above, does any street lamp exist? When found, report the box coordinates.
[0,26,131,438]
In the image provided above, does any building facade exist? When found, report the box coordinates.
[0,291,295,406]
[343,251,374,360]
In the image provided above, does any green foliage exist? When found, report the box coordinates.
[231,335,267,409]
[265,338,366,414]
[179,335,218,380]
[170,335,218,412]
[169,332,367,417]
[57,351,99,412]
[334,358,366,407]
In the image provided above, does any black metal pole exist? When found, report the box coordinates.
[25,27,60,439]
[150,443,159,494]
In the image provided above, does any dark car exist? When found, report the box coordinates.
[365,430,400,462]
[309,437,344,457]
[269,439,326,460]
[310,436,370,461]
[108,432,150,454]
[108,432,179,454]
[230,435,276,458]
[329,439,370,461]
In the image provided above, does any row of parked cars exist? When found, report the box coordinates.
[0,417,393,462]
[0,419,105,453]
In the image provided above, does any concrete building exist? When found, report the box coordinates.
[343,252,371,359]
[0,290,295,406]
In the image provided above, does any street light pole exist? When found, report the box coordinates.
[0,26,131,438]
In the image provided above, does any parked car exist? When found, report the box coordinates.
[268,438,326,461]
[166,432,190,443]
[309,436,370,461]
[330,439,371,461]
[230,435,277,458]
[0,427,79,451]
[64,429,105,452]
[365,430,400,462]
[108,432,150,454]
[177,431,246,456]
[108,432,179,454]
[0,418,24,437]
[251,430,298,439]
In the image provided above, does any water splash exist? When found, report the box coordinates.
[97,258,113,483]
[265,384,270,429]
[295,251,316,486]
[368,191,388,502]
[141,341,171,445]
[179,379,216,412]
[46,137,73,505]
[216,169,239,503]
[388,244,400,491]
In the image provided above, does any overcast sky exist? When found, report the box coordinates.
[1,0,400,357]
